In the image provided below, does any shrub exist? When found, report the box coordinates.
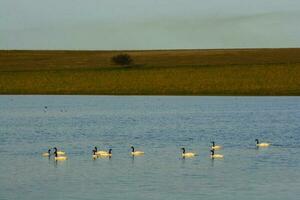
[111,54,133,66]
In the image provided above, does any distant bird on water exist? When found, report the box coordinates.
[211,141,222,150]
[255,139,270,147]
[181,148,197,158]
[130,146,144,156]
[210,149,224,159]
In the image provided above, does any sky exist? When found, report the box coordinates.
[1,0,300,50]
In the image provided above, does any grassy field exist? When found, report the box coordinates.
[0,49,300,95]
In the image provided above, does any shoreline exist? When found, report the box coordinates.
[1,48,300,95]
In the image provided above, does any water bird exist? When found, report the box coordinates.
[53,147,66,155]
[54,148,68,161]
[210,149,224,159]
[94,146,108,155]
[131,146,144,156]
[255,139,270,147]
[42,149,51,157]
[181,148,197,157]
[211,141,222,150]
[98,149,112,157]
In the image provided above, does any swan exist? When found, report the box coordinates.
[54,149,68,161]
[210,149,223,159]
[211,141,222,150]
[255,139,270,147]
[53,147,66,155]
[94,146,107,155]
[131,146,144,156]
[181,148,197,157]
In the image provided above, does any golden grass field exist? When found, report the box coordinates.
[0,49,300,95]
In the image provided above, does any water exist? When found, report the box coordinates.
[0,96,299,200]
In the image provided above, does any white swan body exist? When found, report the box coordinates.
[98,149,112,157]
[255,139,270,148]
[131,146,144,156]
[55,155,68,161]
[211,141,222,150]
[210,149,223,159]
[181,148,197,157]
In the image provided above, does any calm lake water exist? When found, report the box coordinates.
[0,96,300,200]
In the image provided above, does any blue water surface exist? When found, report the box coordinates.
[0,96,299,200]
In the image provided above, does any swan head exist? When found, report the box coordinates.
[255,139,259,144]
[94,146,97,151]
[109,149,112,154]
[181,148,185,153]
[211,141,215,146]
[48,149,51,154]
[130,146,134,152]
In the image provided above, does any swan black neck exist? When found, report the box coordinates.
[92,150,96,155]
[48,149,51,154]
[181,148,185,154]
[109,149,112,154]
[211,141,215,147]
[255,139,259,144]
[211,149,215,155]
[131,146,135,152]
[94,147,97,151]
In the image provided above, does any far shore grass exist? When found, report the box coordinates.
[0,48,300,95]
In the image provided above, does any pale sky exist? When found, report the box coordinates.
[1,0,300,50]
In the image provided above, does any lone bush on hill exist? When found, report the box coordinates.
[111,54,133,66]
